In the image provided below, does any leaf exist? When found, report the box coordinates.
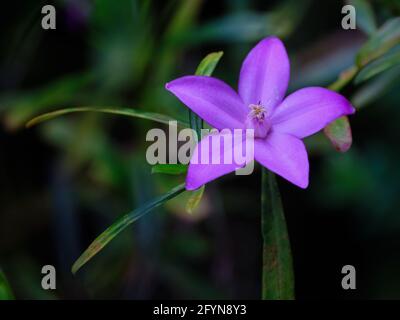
[188,113,203,142]
[352,64,400,108]
[322,18,400,151]
[355,45,400,83]
[0,73,93,129]
[152,164,188,175]
[356,17,400,67]
[261,169,294,300]
[327,66,358,92]
[323,116,353,153]
[349,0,377,35]
[72,183,186,274]
[26,106,188,128]
[290,37,361,90]
[195,51,224,77]
[185,186,205,214]
[0,269,14,300]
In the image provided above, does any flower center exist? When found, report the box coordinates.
[246,103,271,138]
[249,103,266,120]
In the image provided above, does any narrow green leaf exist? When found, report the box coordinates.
[356,17,400,67]
[355,45,400,83]
[26,106,188,128]
[195,51,224,77]
[188,114,203,142]
[327,66,358,92]
[0,73,93,129]
[0,269,14,300]
[152,164,188,175]
[261,169,294,300]
[323,116,353,153]
[186,186,205,214]
[352,64,400,108]
[349,0,377,35]
[322,18,400,151]
[72,183,186,274]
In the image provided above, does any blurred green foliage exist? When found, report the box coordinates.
[1,0,400,299]
[0,269,14,300]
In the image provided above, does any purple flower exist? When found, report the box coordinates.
[166,37,355,190]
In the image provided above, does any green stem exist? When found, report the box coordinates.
[261,168,295,300]
[328,65,359,92]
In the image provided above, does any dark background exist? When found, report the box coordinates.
[1,0,400,299]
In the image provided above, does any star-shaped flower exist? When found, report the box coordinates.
[166,37,355,190]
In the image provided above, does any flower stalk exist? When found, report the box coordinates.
[261,167,294,300]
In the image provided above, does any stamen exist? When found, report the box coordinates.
[246,103,271,139]
[248,104,266,122]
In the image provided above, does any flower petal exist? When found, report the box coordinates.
[166,75,247,130]
[238,36,290,110]
[254,132,309,188]
[271,87,355,139]
[186,130,252,190]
